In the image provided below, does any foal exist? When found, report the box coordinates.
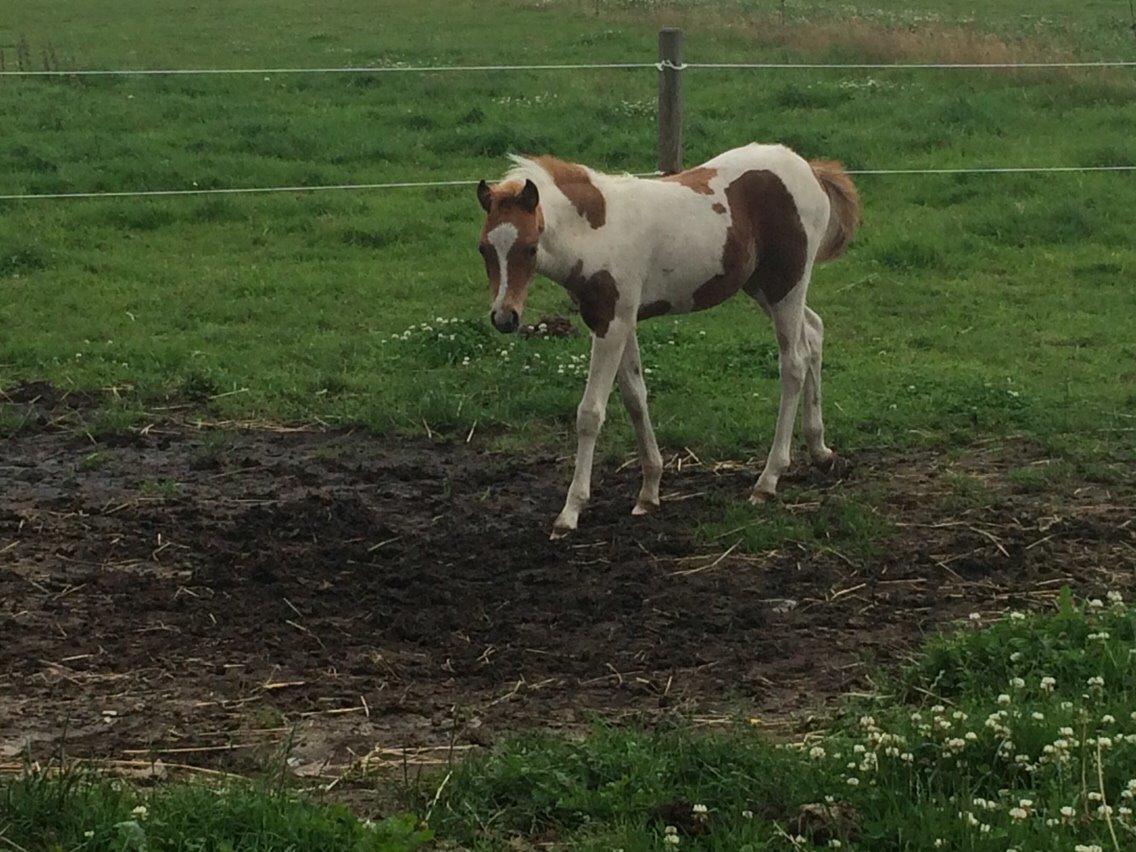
[475,143,859,538]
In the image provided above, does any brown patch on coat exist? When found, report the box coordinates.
[712,202,726,214]
[660,166,718,196]
[563,261,619,337]
[637,300,672,321]
[533,156,606,229]
[692,170,808,310]
[809,160,860,262]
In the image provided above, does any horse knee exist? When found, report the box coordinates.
[576,403,604,438]
[620,388,647,423]
[779,349,807,387]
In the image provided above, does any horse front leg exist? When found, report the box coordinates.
[551,323,629,538]
[616,331,663,515]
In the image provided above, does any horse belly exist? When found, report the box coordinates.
[639,214,739,319]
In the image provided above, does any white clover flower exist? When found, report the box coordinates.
[809,746,826,759]
[1106,590,1123,605]
[1031,712,1045,721]
[741,810,753,819]
[853,744,866,754]
[1088,676,1105,689]
[846,776,860,786]
[1009,611,1026,620]
[1098,804,1114,818]
[1040,676,1056,691]
[901,752,914,763]
[997,694,1011,705]
[1089,792,1103,802]
[979,823,991,833]
[1010,651,1022,662]
[969,612,982,622]
[131,805,148,819]
[1062,701,1074,710]
[692,804,708,814]
[934,841,945,849]
[1074,845,1104,852]
[1061,806,1076,818]
[965,731,978,741]
[1010,677,1025,689]
[1102,715,1116,724]
[1088,599,1104,609]
[1009,807,1028,820]
[664,834,680,846]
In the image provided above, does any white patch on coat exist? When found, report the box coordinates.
[487,223,518,311]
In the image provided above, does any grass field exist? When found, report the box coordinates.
[2,1,1136,849]
[2,0,1135,465]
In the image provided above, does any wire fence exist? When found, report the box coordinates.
[3,59,1136,76]
[3,166,1134,202]
[2,36,1134,202]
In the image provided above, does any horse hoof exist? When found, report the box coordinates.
[631,500,660,517]
[550,520,575,540]
[748,490,775,506]
[816,451,848,477]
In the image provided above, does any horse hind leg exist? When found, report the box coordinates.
[751,285,809,503]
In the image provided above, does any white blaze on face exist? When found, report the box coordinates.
[488,223,518,312]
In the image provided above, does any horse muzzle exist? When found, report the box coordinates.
[490,308,519,334]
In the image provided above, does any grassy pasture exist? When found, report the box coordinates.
[3,3,1136,849]
[1,0,1134,467]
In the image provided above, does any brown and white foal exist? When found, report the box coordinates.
[475,143,859,538]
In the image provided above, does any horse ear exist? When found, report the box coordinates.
[517,179,540,212]
[476,180,492,212]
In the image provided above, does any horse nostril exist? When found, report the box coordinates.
[491,310,519,334]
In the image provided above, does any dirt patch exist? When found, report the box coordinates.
[519,314,577,339]
[1,389,1133,780]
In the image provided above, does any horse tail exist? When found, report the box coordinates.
[809,160,859,263]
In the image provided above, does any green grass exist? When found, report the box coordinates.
[696,491,893,558]
[0,774,432,851]
[429,591,1136,850]
[1,0,1135,467]
[6,591,1133,849]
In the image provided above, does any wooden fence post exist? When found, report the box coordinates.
[657,28,683,175]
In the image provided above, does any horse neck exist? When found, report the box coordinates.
[535,177,617,283]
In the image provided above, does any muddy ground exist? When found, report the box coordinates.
[1,381,1134,783]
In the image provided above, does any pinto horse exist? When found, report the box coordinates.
[475,143,859,538]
